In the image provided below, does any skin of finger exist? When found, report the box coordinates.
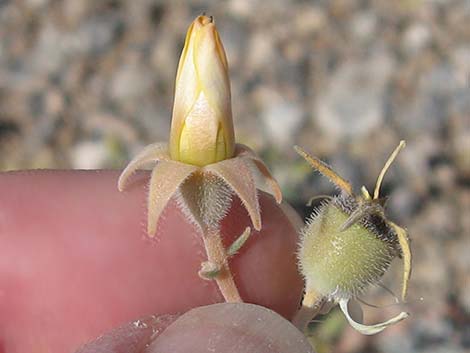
[74,314,178,353]
[145,303,315,353]
[0,170,302,353]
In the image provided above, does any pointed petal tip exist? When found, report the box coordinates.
[117,170,129,192]
[252,217,262,231]
[117,174,128,192]
[245,156,283,205]
[146,212,158,238]
[245,202,261,231]
[244,203,261,231]
[274,190,283,204]
[389,221,412,303]
[295,144,354,195]
[117,143,169,191]
[264,169,282,204]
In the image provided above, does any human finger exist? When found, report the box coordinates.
[0,170,302,353]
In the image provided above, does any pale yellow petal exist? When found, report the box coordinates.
[169,20,200,160]
[169,15,235,164]
[195,22,234,159]
[204,158,261,230]
[118,143,169,191]
[147,160,198,236]
[177,93,223,166]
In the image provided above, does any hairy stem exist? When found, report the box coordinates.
[179,172,243,302]
[202,227,242,302]
[203,228,242,303]
[292,289,324,332]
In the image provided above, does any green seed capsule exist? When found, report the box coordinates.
[299,195,399,299]
[293,141,412,335]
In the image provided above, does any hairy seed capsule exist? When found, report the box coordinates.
[294,141,412,334]
[299,194,399,300]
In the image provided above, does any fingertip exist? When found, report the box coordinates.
[223,193,304,320]
[0,170,304,352]
[144,303,315,353]
[75,315,178,353]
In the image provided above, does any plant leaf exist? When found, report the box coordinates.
[227,227,251,256]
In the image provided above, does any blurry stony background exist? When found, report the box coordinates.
[0,0,469,352]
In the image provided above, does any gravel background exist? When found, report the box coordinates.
[0,0,469,352]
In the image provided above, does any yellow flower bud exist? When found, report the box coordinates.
[119,15,283,304]
[169,15,235,166]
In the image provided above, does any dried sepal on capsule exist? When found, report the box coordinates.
[294,141,412,334]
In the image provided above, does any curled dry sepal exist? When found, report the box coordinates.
[118,15,281,302]
[293,141,412,335]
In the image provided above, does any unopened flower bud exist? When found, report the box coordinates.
[169,15,235,166]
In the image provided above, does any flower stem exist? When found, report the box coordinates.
[202,227,242,302]
[292,289,324,332]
